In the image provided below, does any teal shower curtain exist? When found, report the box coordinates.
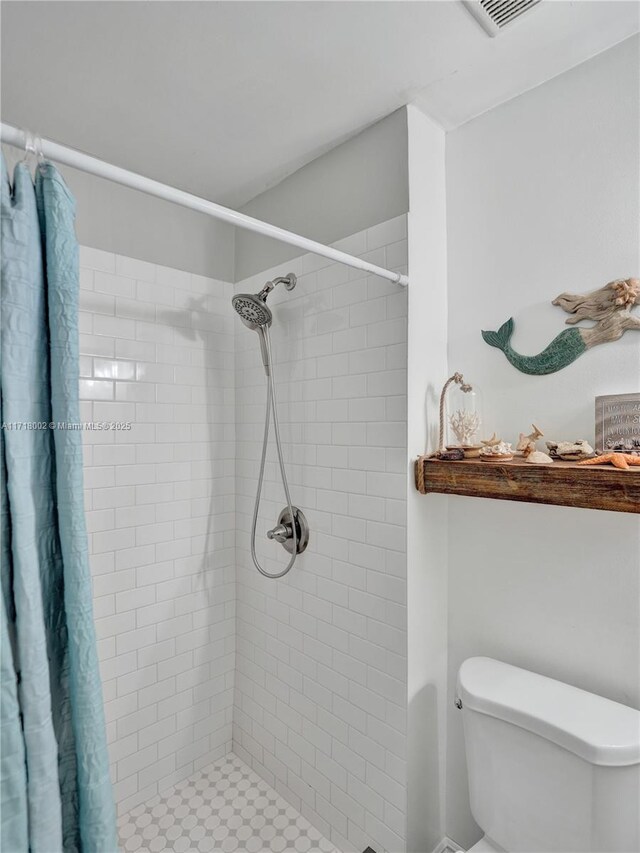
[0,156,117,852]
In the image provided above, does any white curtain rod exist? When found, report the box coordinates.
[0,123,408,287]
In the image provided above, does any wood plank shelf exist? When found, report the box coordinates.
[414,456,640,514]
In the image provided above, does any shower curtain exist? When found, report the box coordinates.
[0,156,116,852]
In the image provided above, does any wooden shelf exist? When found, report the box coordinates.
[415,456,640,514]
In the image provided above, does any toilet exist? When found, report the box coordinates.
[457,657,640,853]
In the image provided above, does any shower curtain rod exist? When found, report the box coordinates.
[0,123,408,287]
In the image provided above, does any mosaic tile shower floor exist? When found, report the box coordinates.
[117,753,340,853]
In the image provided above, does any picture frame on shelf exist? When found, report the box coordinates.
[595,393,640,454]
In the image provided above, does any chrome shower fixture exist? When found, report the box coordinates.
[267,506,310,555]
[232,274,296,375]
[232,273,297,328]
[231,273,308,580]
[257,272,297,300]
[231,293,272,328]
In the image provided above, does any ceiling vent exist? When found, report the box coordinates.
[462,0,542,37]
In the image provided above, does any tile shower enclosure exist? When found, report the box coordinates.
[79,216,408,853]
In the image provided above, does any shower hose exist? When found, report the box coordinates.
[250,325,298,578]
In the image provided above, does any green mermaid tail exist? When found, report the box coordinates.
[482,318,587,375]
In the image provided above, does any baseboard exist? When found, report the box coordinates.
[432,837,464,853]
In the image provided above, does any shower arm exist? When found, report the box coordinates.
[257,276,297,301]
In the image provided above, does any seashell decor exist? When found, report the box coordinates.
[526,450,553,465]
[479,440,513,459]
[517,424,544,457]
[546,440,594,461]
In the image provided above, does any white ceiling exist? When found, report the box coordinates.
[2,1,638,208]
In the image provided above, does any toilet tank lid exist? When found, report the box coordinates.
[457,657,640,766]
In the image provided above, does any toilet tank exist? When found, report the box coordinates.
[457,657,640,853]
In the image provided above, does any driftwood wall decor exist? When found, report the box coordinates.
[482,278,639,375]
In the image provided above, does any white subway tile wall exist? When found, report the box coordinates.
[233,216,408,853]
[79,248,236,815]
[78,216,407,846]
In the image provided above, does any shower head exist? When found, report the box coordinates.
[231,293,273,374]
[232,274,297,375]
[231,273,297,329]
[232,293,273,328]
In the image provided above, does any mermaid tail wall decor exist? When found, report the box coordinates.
[482,319,587,375]
[481,278,640,375]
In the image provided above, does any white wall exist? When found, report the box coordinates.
[1,103,406,283]
[233,219,408,853]
[78,248,236,815]
[68,169,236,281]
[235,111,409,281]
[2,103,406,284]
[405,105,449,853]
[0,146,236,281]
[444,36,640,849]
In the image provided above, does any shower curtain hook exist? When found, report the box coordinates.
[34,133,46,170]
[21,130,36,165]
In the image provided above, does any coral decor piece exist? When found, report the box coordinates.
[482,278,640,375]
[434,372,476,457]
[449,409,481,447]
[578,453,640,470]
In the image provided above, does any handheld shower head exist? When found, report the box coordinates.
[232,293,273,373]
[231,273,296,328]
[232,293,272,328]
[231,274,297,375]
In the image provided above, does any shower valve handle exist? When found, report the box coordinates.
[267,507,309,556]
[266,523,290,543]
